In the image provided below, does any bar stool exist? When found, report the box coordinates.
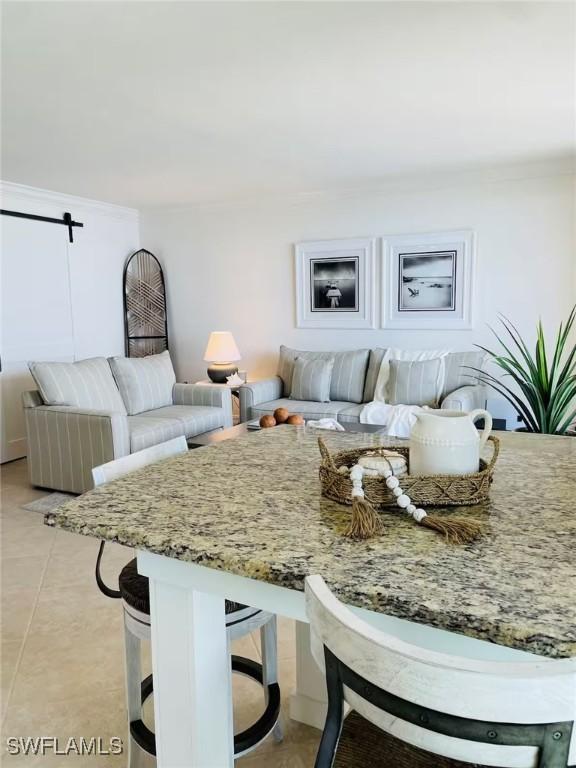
[305,575,576,768]
[92,437,282,766]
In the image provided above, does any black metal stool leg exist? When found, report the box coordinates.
[129,657,281,760]
[231,655,281,756]
[260,618,283,742]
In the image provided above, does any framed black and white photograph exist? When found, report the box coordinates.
[382,231,474,329]
[398,250,456,312]
[295,238,376,328]
[310,256,359,312]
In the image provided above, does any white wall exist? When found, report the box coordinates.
[0,182,139,461]
[140,168,575,385]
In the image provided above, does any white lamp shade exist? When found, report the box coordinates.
[203,331,241,363]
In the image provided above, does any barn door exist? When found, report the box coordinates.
[1,216,74,462]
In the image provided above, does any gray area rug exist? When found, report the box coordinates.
[22,492,75,514]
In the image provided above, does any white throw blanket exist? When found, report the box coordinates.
[360,402,424,438]
[307,418,345,431]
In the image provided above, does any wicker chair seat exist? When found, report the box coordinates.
[119,559,247,616]
[334,712,487,768]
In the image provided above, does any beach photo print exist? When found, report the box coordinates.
[398,250,456,312]
[310,256,359,312]
[295,238,376,329]
[382,231,474,329]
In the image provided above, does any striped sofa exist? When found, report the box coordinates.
[23,352,232,494]
[239,346,485,424]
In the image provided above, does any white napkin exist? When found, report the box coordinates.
[307,418,346,431]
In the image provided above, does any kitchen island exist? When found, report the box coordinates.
[48,427,576,767]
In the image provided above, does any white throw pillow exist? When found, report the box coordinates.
[109,351,176,415]
[373,348,449,403]
[28,357,127,414]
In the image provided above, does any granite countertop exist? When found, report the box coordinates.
[48,427,576,658]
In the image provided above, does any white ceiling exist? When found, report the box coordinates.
[2,2,575,208]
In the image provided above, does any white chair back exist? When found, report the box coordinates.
[92,436,187,487]
[305,575,576,767]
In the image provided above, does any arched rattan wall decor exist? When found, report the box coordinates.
[123,249,168,357]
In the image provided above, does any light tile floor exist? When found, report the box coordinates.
[1,459,320,767]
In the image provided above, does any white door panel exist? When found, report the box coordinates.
[1,216,74,462]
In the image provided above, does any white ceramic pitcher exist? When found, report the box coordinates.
[409,409,493,476]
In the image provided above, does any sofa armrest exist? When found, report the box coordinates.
[173,383,233,427]
[23,404,130,494]
[441,384,486,412]
[238,377,283,422]
[22,390,44,408]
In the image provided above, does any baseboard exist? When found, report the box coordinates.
[289,693,326,731]
[1,437,26,464]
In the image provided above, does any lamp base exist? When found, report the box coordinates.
[207,363,239,383]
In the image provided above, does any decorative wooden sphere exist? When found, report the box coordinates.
[259,415,277,428]
[286,414,304,426]
[273,407,290,424]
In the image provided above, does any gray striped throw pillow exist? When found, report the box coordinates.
[28,357,127,414]
[278,346,368,403]
[109,350,176,415]
[387,358,444,407]
[442,351,486,398]
[289,357,334,403]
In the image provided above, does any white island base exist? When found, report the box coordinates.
[138,550,534,768]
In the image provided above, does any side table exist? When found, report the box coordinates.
[194,379,246,424]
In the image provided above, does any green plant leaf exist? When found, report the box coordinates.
[556,407,576,435]
[471,370,539,431]
[547,376,576,432]
[497,314,540,381]
[535,319,550,399]
[548,308,573,389]
[556,339,576,385]
[477,307,576,434]
[469,356,547,429]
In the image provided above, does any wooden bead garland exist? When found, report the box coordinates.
[343,453,483,544]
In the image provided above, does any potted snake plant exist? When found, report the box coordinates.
[470,307,576,435]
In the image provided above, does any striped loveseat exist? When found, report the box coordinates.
[22,352,232,494]
[239,346,485,424]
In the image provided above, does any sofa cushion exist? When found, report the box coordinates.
[28,357,127,414]
[277,346,369,404]
[128,416,184,452]
[442,351,485,399]
[387,358,444,407]
[363,348,387,402]
[128,405,224,452]
[110,351,176,415]
[250,398,357,422]
[290,357,334,403]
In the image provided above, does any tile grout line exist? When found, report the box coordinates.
[1,516,57,729]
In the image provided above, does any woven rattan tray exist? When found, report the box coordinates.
[319,435,499,508]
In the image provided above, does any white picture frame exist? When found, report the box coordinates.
[381,230,475,329]
[295,237,376,329]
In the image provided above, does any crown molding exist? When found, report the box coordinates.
[0,181,139,222]
[141,156,575,215]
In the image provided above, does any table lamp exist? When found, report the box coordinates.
[203,331,241,383]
